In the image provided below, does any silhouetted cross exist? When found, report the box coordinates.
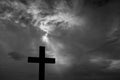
[28,46,55,80]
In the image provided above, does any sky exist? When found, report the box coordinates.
[0,0,120,80]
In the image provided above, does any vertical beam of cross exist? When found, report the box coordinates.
[28,46,56,80]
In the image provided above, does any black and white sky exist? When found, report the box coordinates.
[1,0,120,80]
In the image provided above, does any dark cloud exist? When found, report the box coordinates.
[84,0,110,8]
[8,52,26,61]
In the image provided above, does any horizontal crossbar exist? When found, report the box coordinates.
[28,57,55,63]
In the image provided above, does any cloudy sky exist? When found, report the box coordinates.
[1,0,120,80]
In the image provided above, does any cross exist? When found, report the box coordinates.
[28,46,56,80]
